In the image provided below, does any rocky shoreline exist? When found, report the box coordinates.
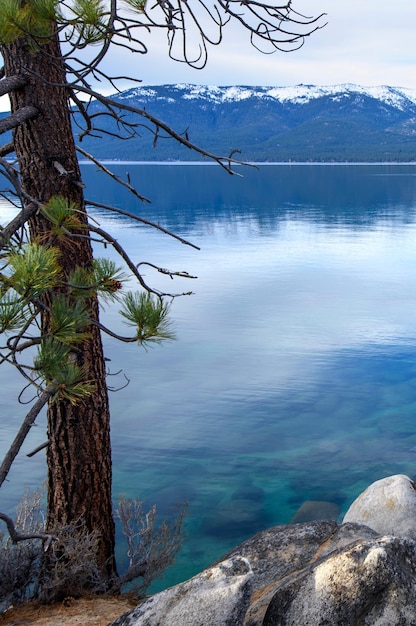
[110,474,416,625]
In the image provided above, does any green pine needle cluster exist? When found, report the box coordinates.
[120,291,175,345]
[123,0,147,12]
[0,292,27,332]
[50,295,90,344]
[40,196,83,236]
[8,242,61,299]
[93,258,126,301]
[1,238,94,404]
[66,265,94,299]
[67,258,125,300]
[53,362,95,404]
[0,0,59,44]
[67,0,108,44]
[34,338,94,404]
[0,0,108,46]
[1,193,177,402]
[34,336,73,375]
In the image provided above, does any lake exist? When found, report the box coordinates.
[2,163,416,590]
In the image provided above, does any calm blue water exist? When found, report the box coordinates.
[2,163,416,590]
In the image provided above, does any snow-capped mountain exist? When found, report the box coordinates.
[80,84,416,161]
[121,83,416,109]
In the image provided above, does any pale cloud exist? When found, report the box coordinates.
[109,0,416,90]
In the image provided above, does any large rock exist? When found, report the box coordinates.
[109,557,253,626]
[263,535,416,625]
[220,521,379,626]
[109,521,380,626]
[343,474,416,537]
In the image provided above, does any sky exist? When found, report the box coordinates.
[97,0,416,91]
[1,0,416,112]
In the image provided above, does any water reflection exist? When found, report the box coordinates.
[2,164,416,590]
[81,163,416,233]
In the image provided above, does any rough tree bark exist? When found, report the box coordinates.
[1,33,116,578]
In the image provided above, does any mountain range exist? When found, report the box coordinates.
[6,84,416,161]
[75,83,416,162]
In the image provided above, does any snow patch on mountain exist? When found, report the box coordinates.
[120,83,416,110]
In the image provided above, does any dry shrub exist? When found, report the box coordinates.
[114,497,187,595]
[0,489,44,607]
[37,521,104,603]
[1,490,186,610]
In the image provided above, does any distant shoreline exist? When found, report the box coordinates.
[79,160,416,166]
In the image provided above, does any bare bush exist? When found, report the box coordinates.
[0,490,103,606]
[0,489,44,608]
[37,521,104,603]
[114,497,187,595]
[0,490,186,609]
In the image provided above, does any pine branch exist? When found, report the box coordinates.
[0,384,56,489]
[76,146,151,203]
[0,74,27,97]
[88,223,194,297]
[86,200,200,250]
[0,140,14,157]
[0,106,38,135]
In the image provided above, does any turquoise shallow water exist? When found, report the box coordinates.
[2,163,416,590]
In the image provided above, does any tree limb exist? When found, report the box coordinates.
[88,223,195,297]
[27,440,49,457]
[76,146,151,203]
[0,106,38,135]
[0,511,54,546]
[0,141,14,157]
[0,74,27,97]
[0,384,56,489]
[0,158,40,249]
[86,199,200,250]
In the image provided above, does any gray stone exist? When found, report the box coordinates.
[108,557,253,626]
[219,520,378,596]
[263,535,416,626]
[343,474,416,538]
[219,520,378,626]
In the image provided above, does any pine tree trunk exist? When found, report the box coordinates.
[1,34,116,578]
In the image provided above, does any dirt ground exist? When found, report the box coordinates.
[0,596,136,626]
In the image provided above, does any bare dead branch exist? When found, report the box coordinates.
[76,146,151,203]
[0,384,56,489]
[24,68,248,173]
[0,511,55,546]
[0,158,42,249]
[86,199,200,250]
[88,223,195,297]
[0,202,37,250]
[113,497,187,594]
[74,86,248,174]
[26,441,49,458]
